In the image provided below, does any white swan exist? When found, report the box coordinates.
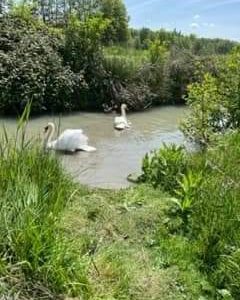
[114,104,131,130]
[43,122,96,152]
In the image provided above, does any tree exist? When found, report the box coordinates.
[64,14,109,109]
[100,0,128,44]
[182,47,240,145]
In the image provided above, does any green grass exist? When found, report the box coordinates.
[103,46,149,81]
[0,126,89,298]
[61,185,210,299]
[189,133,240,298]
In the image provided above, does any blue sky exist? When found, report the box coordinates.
[124,0,240,41]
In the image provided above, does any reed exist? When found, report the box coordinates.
[103,46,149,81]
[0,104,89,299]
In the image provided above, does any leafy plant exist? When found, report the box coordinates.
[140,144,187,191]
[170,170,203,227]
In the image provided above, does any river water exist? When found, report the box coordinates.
[0,106,188,189]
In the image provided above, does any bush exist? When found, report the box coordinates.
[182,47,240,145]
[140,144,187,191]
[0,15,83,115]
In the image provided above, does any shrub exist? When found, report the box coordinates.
[0,15,82,115]
[182,47,240,145]
[140,144,187,191]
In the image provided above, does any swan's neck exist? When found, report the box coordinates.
[44,123,55,148]
[121,106,127,119]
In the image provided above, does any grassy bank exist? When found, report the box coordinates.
[0,132,89,299]
[61,185,208,300]
[0,127,239,299]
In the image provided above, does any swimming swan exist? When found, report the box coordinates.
[43,122,96,152]
[114,104,131,130]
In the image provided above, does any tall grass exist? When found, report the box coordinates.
[103,46,149,81]
[0,105,89,298]
[189,134,240,297]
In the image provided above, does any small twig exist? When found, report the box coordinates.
[90,257,100,277]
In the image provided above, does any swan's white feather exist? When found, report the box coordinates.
[49,129,92,152]
[114,116,126,124]
[79,145,96,152]
[114,116,130,130]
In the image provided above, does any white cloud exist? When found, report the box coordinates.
[190,22,200,29]
[193,14,200,19]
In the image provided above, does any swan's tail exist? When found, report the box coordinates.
[78,145,96,152]
[114,123,126,130]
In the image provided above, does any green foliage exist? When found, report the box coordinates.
[0,128,89,297]
[64,14,108,74]
[104,46,148,81]
[136,132,240,298]
[10,2,37,24]
[64,14,110,110]
[219,47,240,127]
[187,133,240,298]
[62,184,208,300]
[0,3,236,115]
[141,144,187,191]
[182,73,221,145]
[215,250,240,299]
[170,170,203,228]
[174,170,202,212]
[100,0,129,44]
[145,40,170,103]
[0,15,80,115]
[131,27,236,55]
[182,47,240,144]
[149,40,168,64]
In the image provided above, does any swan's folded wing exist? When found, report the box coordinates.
[114,116,125,125]
[56,129,87,151]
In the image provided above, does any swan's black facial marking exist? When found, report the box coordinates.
[44,125,49,133]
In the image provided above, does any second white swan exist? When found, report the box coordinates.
[43,122,96,152]
[114,104,131,130]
